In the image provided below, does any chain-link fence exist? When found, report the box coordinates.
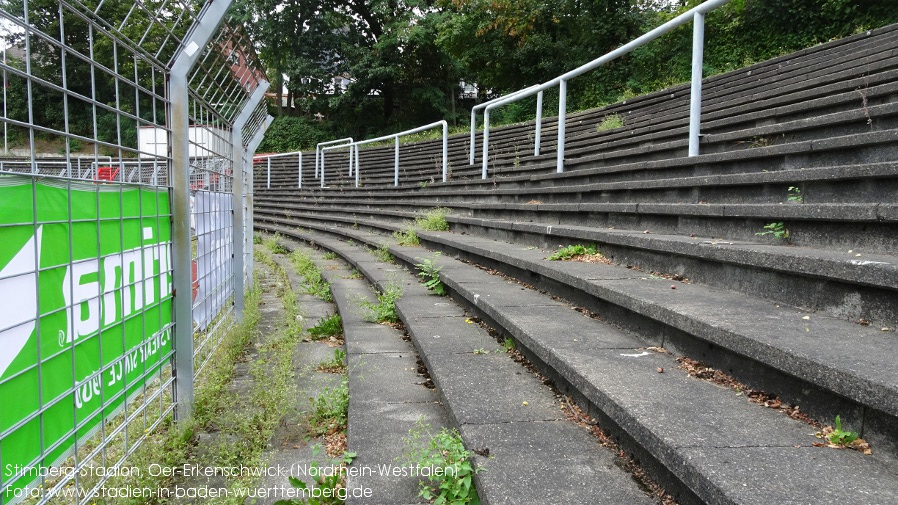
[0,0,271,502]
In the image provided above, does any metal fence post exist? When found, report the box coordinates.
[169,0,233,420]
[689,11,705,157]
[298,152,302,188]
[231,83,269,320]
[267,158,271,189]
[535,90,543,156]
[244,115,273,288]
[557,79,568,173]
[355,145,360,187]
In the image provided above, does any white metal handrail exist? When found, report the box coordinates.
[254,150,303,188]
[469,84,541,165]
[477,0,731,178]
[315,137,353,177]
[319,142,356,188]
[338,120,448,187]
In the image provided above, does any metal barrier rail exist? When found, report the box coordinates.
[469,84,541,165]
[321,120,448,187]
[319,142,356,188]
[315,137,353,178]
[473,0,732,178]
[255,150,304,189]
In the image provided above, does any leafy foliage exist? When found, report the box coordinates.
[547,244,600,260]
[827,415,859,446]
[416,207,451,231]
[308,313,343,341]
[308,379,349,436]
[372,243,395,263]
[756,222,790,240]
[415,255,447,296]
[318,348,347,373]
[276,446,356,505]
[360,283,402,324]
[258,116,328,152]
[290,250,334,302]
[597,113,624,131]
[402,420,482,505]
[394,224,421,246]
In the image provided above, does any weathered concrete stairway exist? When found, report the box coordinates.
[253,22,898,504]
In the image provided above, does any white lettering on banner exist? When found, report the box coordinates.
[0,226,42,378]
[63,227,172,344]
[74,325,171,409]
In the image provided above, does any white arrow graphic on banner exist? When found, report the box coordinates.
[0,226,42,378]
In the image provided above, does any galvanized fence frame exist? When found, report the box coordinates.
[0,0,271,502]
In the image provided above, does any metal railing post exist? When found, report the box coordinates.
[689,11,705,157]
[298,152,302,188]
[348,145,354,178]
[169,0,233,420]
[354,145,360,187]
[469,109,477,165]
[394,136,400,186]
[231,82,269,321]
[557,79,567,173]
[482,108,490,179]
[442,120,448,182]
[266,157,271,189]
[535,90,543,156]
[320,150,325,188]
[316,138,353,178]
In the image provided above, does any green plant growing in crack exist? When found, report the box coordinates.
[290,250,334,302]
[416,207,451,231]
[308,378,349,436]
[472,348,488,355]
[264,232,290,254]
[787,186,803,203]
[415,254,446,295]
[394,223,421,246]
[756,222,790,241]
[828,415,859,446]
[372,243,395,263]
[318,348,347,373]
[322,251,339,260]
[597,113,624,132]
[547,244,600,260]
[308,313,343,341]
[360,283,402,324]
[401,419,482,505]
[280,446,356,505]
[501,337,515,352]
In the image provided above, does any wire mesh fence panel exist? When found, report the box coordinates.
[0,0,270,503]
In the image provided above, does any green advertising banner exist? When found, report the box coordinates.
[0,175,173,501]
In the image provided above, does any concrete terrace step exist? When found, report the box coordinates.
[256,221,898,505]
[302,246,451,504]
[254,214,898,455]
[254,160,898,254]
[257,161,898,207]
[276,229,658,505]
